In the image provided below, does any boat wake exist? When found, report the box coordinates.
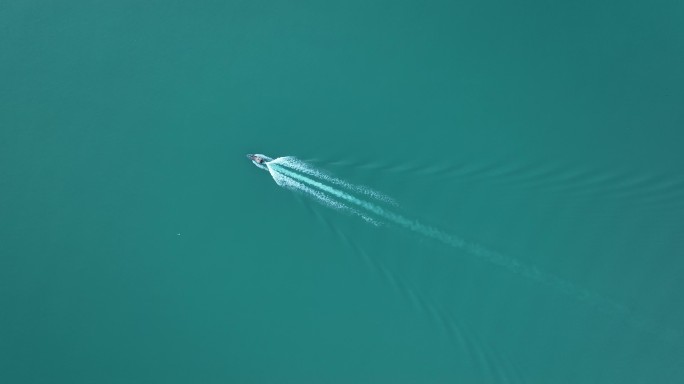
[257,155,679,342]
[267,157,388,225]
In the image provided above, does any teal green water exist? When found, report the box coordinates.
[2,1,684,382]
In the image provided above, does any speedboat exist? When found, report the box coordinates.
[246,154,273,170]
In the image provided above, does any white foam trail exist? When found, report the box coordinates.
[267,162,632,318]
[261,157,682,342]
[267,163,378,224]
[271,157,397,205]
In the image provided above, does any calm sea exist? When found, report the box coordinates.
[2,1,683,382]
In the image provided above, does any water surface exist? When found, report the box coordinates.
[2,1,684,382]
